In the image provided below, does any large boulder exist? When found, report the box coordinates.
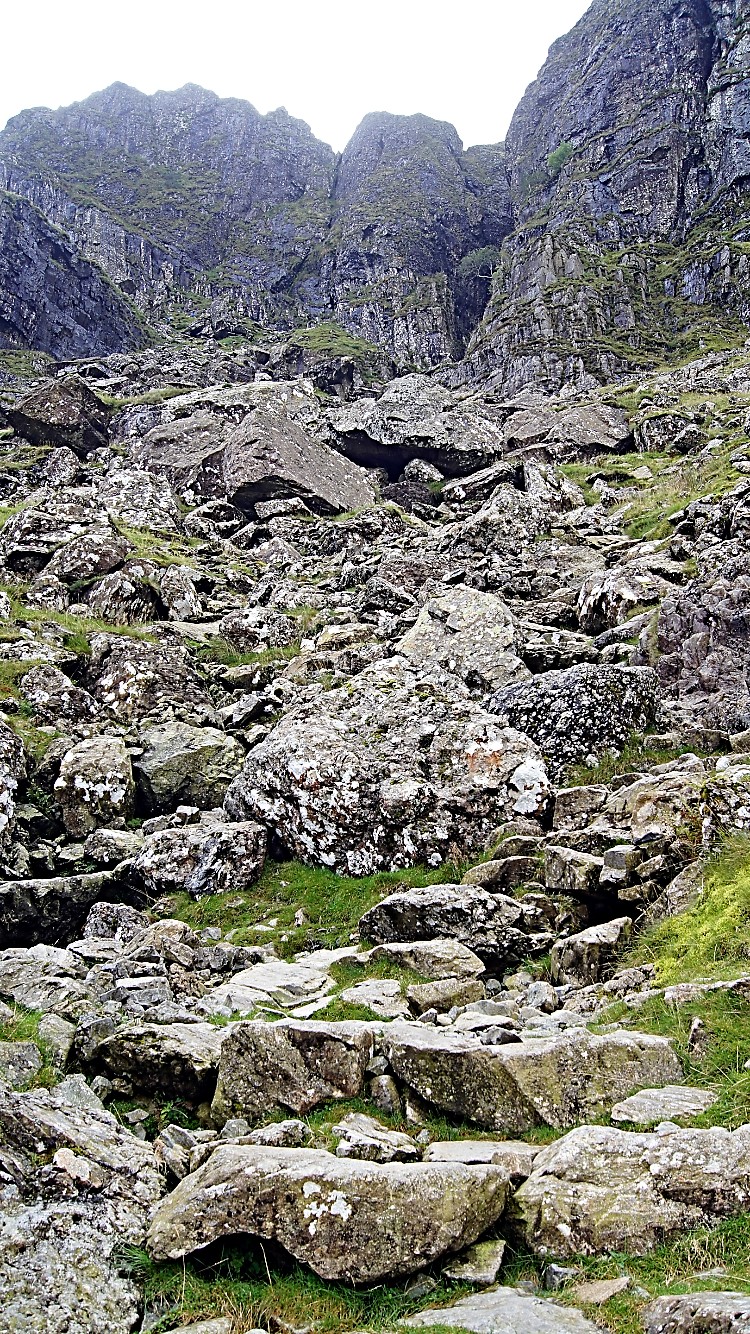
[133,816,267,896]
[86,1022,227,1102]
[550,917,633,985]
[0,872,126,949]
[133,721,245,812]
[330,375,506,477]
[20,664,98,724]
[211,1019,375,1123]
[382,1024,682,1131]
[54,735,134,836]
[224,656,550,874]
[491,664,659,775]
[0,1081,162,1334]
[134,380,376,515]
[359,885,534,967]
[7,376,109,454]
[395,585,530,693]
[0,946,93,1018]
[87,635,215,725]
[147,1145,509,1282]
[512,1123,750,1256]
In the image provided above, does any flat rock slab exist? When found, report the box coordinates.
[425,1138,537,1182]
[611,1085,718,1125]
[383,1023,682,1131]
[147,1145,509,1283]
[201,960,334,1014]
[401,1287,602,1331]
[574,1276,630,1304]
[644,1292,750,1331]
[443,1238,507,1285]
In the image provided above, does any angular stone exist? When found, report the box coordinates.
[0,872,127,949]
[369,938,485,980]
[359,885,531,966]
[87,1022,227,1102]
[7,377,109,454]
[644,1292,750,1332]
[0,1039,42,1088]
[202,960,335,1015]
[332,1111,420,1162]
[396,585,529,692]
[574,1276,631,1304]
[133,817,267,897]
[407,976,484,1014]
[134,720,245,812]
[610,1085,718,1125]
[211,1018,375,1122]
[550,917,632,986]
[443,1238,507,1285]
[544,846,604,899]
[383,1023,682,1131]
[147,1145,510,1282]
[424,1138,537,1183]
[401,1287,602,1331]
[513,1123,750,1256]
[54,735,134,836]
[340,978,410,1019]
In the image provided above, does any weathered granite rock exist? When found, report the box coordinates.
[134,816,266,897]
[513,1123,750,1256]
[368,938,486,980]
[0,946,93,1017]
[644,1292,750,1333]
[87,1022,226,1102]
[133,720,245,811]
[201,960,335,1017]
[395,585,529,692]
[359,885,533,967]
[0,1081,162,1334]
[383,1024,682,1131]
[20,664,98,724]
[147,1145,510,1282]
[224,657,549,874]
[610,1085,718,1125]
[331,1112,420,1162]
[54,735,134,836]
[491,665,659,775]
[7,377,109,454]
[0,718,26,854]
[87,634,214,725]
[211,1019,375,1122]
[0,1040,42,1088]
[0,872,126,949]
[550,918,633,986]
[402,1287,602,1332]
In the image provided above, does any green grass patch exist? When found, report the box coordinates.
[0,1005,58,1089]
[632,836,750,984]
[562,733,704,787]
[192,638,300,670]
[166,859,463,959]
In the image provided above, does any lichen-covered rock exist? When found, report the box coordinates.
[491,665,659,775]
[147,1145,509,1282]
[0,872,125,949]
[0,1081,162,1333]
[0,718,26,854]
[396,585,530,692]
[7,376,109,453]
[211,1019,375,1123]
[87,635,215,724]
[224,656,550,874]
[133,815,266,896]
[550,918,633,986]
[512,1123,750,1256]
[20,664,98,724]
[644,1292,750,1333]
[383,1024,682,1131]
[54,735,134,836]
[133,719,245,812]
[359,885,534,967]
[403,1287,602,1332]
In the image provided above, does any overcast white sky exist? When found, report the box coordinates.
[1,0,591,151]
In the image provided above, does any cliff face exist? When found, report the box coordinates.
[0,87,511,365]
[3,0,750,380]
[0,190,145,358]
[464,0,750,391]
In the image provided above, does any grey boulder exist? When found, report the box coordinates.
[147,1144,509,1282]
[644,1293,750,1332]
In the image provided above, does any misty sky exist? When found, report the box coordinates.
[2,0,591,150]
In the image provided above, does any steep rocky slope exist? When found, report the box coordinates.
[0,334,749,1332]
